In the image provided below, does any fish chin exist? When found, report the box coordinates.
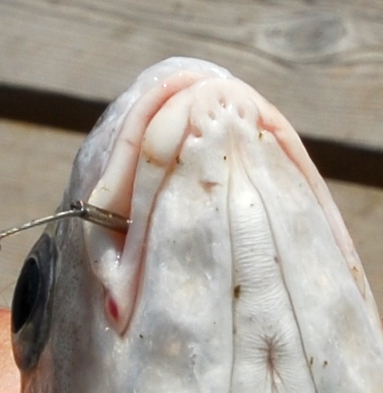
[74,58,383,392]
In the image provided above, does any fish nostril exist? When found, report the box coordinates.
[219,97,227,108]
[237,106,245,119]
[208,110,216,120]
[188,122,202,138]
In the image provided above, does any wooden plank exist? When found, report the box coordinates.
[0,120,383,317]
[1,0,383,148]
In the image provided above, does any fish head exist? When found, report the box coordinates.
[11,57,383,393]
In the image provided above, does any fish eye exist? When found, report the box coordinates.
[11,233,56,370]
[12,256,41,334]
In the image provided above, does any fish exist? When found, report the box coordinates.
[6,57,383,392]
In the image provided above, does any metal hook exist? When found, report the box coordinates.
[0,201,131,242]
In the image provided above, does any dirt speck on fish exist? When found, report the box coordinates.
[10,57,383,393]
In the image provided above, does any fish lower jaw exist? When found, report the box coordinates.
[228,159,316,392]
[82,73,383,393]
[82,76,267,335]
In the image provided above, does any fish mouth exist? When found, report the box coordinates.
[83,62,383,390]
[85,69,373,333]
[84,70,211,333]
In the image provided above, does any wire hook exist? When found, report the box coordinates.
[0,201,131,243]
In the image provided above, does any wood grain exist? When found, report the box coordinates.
[1,0,383,147]
[0,120,382,317]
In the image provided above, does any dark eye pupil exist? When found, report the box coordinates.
[12,257,40,333]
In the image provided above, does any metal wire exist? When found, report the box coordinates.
[0,200,131,242]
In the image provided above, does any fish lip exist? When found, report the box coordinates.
[83,70,216,335]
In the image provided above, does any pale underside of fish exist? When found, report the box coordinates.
[11,57,383,393]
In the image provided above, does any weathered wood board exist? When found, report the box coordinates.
[1,0,383,148]
[0,120,382,317]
